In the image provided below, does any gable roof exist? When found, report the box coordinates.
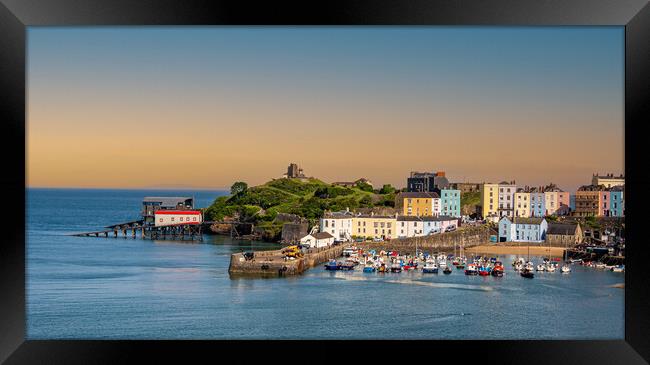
[547,223,579,235]
[513,217,545,225]
[313,232,334,240]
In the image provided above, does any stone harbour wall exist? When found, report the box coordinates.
[357,225,493,254]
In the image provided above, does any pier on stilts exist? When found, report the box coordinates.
[71,196,204,242]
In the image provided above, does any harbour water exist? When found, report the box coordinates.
[27,188,624,339]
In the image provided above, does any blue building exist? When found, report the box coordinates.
[498,217,548,243]
[609,186,624,217]
[439,189,461,217]
[529,191,545,217]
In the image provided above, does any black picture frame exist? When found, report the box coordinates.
[1,0,648,363]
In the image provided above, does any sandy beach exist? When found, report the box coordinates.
[465,244,565,258]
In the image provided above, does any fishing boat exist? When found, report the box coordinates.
[536,264,546,272]
[422,261,439,274]
[561,265,571,273]
[465,264,478,276]
[324,259,340,271]
[378,264,386,273]
[491,262,504,277]
[443,266,452,275]
[545,264,556,272]
[339,261,355,270]
[595,262,607,269]
[478,265,490,276]
[438,259,448,269]
[611,265,625,273]
[363,264,376,273]
[390,262,402,273]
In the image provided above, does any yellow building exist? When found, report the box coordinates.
[480,183,499,218]
[514,191,531,217]
[351,214,398,239]
[395,192,440,217]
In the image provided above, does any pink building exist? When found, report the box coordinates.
[599,191,610,217]
[557,191,571,215]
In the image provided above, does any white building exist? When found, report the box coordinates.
[319,210,354,241]
[300,232,335,248]
[396,216,426,238]
[497,181,516,218]
[498,217,548,243]
[154,210,203,227]
[432,196,441,216]
[592,173,624,188]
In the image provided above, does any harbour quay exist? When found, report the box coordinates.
[228,243,348,277]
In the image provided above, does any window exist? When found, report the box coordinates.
[159,218,163,222]
[171,217,175,221]
[401,222,405,227]
[193,217,197,221]
[325,220,329,227]
[375,229,378,234]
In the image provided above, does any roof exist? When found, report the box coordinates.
[398,192,440,199]
[324,211,354,218]
[547,223,579,235]
[512,217,545,225]
[422,215,457,222]
[312,232,334,240]
[143,197,193,206]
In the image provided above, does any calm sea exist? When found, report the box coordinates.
[26,188,624,339]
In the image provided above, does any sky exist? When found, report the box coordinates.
[27,27,624,192]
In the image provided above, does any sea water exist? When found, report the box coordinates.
[26,188,624,339]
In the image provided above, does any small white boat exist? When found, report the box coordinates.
[611,265,625,273]
[595,263,607,269]
[536,264,546,272]
[525,262,534,271]
[561,265,571,273]
[545,265,556,272]
[438,260,448,268]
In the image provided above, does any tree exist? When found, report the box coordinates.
[356,181,374,192]
[379,184,396,194]
[230,181,248,195]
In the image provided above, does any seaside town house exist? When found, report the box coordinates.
[498,216,548,243]
[497,181,517,218]
[574,185,602,217]
[479,183,499,219]
[529,187,546,218]
[351,213,397,240]
[439,188,461,218]
[609,185,625,217]
[514,188,531,218]
[395,192,440,217]
[320,210,354,241]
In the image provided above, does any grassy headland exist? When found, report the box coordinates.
[203,178,398,240]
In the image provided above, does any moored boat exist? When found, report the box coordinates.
[491,262,504,277]
[443,266,452,275]
[324,259,340,271]
[363,264,376,273]
[561,265,571,273]
[422,261,439,274]
[465,264,478,276]
[390,263,402,273]
[520,268,535,279]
